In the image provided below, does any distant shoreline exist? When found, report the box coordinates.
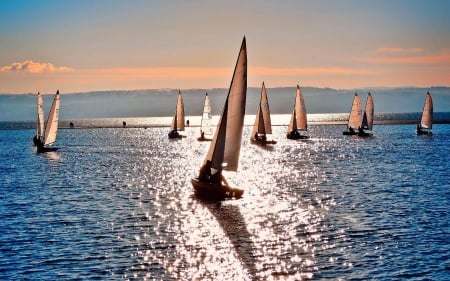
[1,112,450,130]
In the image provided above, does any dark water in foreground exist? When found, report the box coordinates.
[1,124,449,280]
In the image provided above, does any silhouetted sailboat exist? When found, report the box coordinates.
[416,91,433,136]
[287,85,309,139]
[191,37,247,200]
[168,90,185,139]
[197,93,213,141]
[250,82,276,145]
[33,90,60,152]
[343,93,373,137]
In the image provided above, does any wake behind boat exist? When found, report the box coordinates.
[33,90,61,153]
[191,37,247,200]
[287,85,309,140]
[416,91,433,136]
[251,82,276,145]
[168,90,185,139]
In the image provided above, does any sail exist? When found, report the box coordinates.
[171,91,185,131]
[347,93,363,129]
[252,82,272,136]
[200,93,214,135]
[205,37,247,171]
[287,85,307,132]
[37,92,45,137]
[362,92,374,130]
[420,92,433,129]
[43,90,60,146]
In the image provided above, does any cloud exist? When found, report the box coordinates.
[0,61,73,73]
[253,67,374,76]
[375,47,423,54]
[360,54,450,65]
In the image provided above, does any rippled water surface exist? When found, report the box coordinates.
[1,124,449,280]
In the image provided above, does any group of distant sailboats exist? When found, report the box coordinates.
[31,37,436,201]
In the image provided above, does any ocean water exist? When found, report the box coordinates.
[0,123,449,280]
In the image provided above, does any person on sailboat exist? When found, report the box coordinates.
[198,160,229,186]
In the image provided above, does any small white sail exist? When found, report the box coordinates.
[200,93,214,135]
[287,85,307,132]
[420,92,433,129]
[37,92,45,138]
[362,92,374,130]
[171,91,185,131]
[347,93,363,130]
[252,82,272,137]
[205,37,247,171]
[43,90,60,146]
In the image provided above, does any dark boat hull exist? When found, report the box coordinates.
[191,178,244,200]
[417,130,432,136]
[37,146,58,153]
[250,138,277,145]
[286,133,309,140]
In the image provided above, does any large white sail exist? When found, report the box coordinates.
[347,93,363,130]
[37,92,44,137]
[43,90,60,146]
[171,91,185,131]
[287,85,307,132]
[362,92,374,130]
[200,93,213,135]
[205,37,247,171]
[252,82,272,136]
[420,92,433,129]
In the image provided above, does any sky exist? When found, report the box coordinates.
[0,0,449,94]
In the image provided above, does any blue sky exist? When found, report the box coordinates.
[1,0,449,93]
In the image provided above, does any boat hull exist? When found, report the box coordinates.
[343,131,373,137]
[286,133,309,140]
[37,145,58,153]
[417,130,432,136]
[191,178,244,200]
[197,136,212,142]
[250,138,277,145]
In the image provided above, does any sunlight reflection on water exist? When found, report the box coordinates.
[1,124,449,280]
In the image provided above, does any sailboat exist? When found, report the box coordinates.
[197,93,213,141]
[191,37,247,200]
[32,90,60,152]
[250,82,276,145]
[343,93,373,137]
[168,90,185,139]
[361,92,374,136]
[287,85,309,139]
[416,91,433,136]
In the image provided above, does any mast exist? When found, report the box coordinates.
[420,92,433,129]
[43,90,60,146]
[37,92,44,138]
[296,85,307,131]
[205,37,247,171]
[347,93,363,130]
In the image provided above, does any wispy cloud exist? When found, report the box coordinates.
[375,47,423,54]
[360,49,450,65]
[253,67,374,76]
[0,61,73,73]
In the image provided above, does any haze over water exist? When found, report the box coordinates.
[1,124,448,280]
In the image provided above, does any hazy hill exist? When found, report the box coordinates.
[1,87,449,121]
